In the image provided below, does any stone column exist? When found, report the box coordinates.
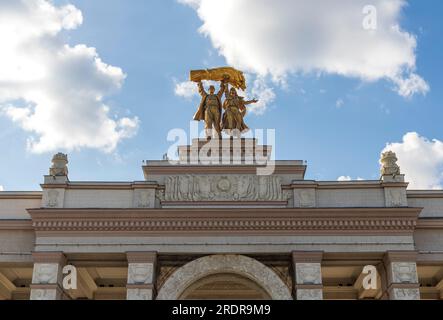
[383,251,420,300]
[292,251,323,300]
[126,252,157,300]
[30,252,67,300]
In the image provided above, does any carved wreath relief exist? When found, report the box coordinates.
[295,263,322,285]
[127,263,154,284]
[46,190,60,208]
[32,263,58,284]
[391,262,418,283]
[164,175,285,201]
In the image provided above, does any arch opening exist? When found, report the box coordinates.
[180,273,271,300]
[156,254,292,300]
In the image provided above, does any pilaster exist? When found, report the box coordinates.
[383,251,420,300]
[292,251,323,300]
[126,252,157,300]
[30,252,67,300]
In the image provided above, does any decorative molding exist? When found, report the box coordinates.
[40,182,159,190]
[143,164,306,176]
[0,192,42,199]
[28,208,421,236]
[0,220,33,230]
[416,218,443,229]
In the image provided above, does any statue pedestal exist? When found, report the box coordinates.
[177,138,271,165]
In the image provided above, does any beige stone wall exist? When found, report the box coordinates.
[414,229,443,252]
[0,198,41,219]
[63,190,133,208]
[0,230,35,263]
[317,188,385,208]
[408,197,443,218]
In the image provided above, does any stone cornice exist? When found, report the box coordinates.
[416,218,443,229]
[27,207,422,236]
[289,181,409,189]
[32,251,66,264]
[407,190,443,198]
[383,251,418,264]
[0,192,42,199]
[292,251,323,262]
[143,164,307,176]
[0,220,34,230]
[40,182,159,190]
[126,252,157,263]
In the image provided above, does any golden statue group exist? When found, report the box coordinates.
[190,67,258,139]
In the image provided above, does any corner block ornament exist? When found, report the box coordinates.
[295,263,322,285]
[32,264,58,284]
[380,151,400,176]
[127,263,154,284]
[49,153,69,176]
[391,262,418,283]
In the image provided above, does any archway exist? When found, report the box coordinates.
[156,255,292,300]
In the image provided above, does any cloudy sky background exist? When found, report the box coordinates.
[0,0,442,190]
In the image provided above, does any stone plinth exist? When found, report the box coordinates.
[177,138,271,164]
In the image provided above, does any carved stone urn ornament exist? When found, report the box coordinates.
[49,153,69,176]
[380,151,400,176]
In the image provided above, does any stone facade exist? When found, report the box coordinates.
[0,145,443,300]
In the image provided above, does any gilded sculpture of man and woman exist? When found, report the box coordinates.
[191,67,258,139]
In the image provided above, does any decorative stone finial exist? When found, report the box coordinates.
[380,151,400,177]
[49,153,68,177]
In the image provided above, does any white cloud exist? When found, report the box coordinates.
[248,77,276,115]
[337,176,364,181]
[0,0,139,153]
[383,132,443,189]
[179,0,428,98]
[392,73,430,98]
[0,185,4,191]
[336,99,344,108]
[174,80,199,99]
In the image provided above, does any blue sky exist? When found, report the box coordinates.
[0,0,442,190]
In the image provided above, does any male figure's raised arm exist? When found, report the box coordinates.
[217,81,225,99]
[197,81,207,97]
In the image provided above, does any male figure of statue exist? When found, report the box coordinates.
[193,79,226,139]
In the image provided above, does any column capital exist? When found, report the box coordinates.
[126,251,157,264]
[383,251,418,265]
[292,251,323,263]
[32,251,66,265]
